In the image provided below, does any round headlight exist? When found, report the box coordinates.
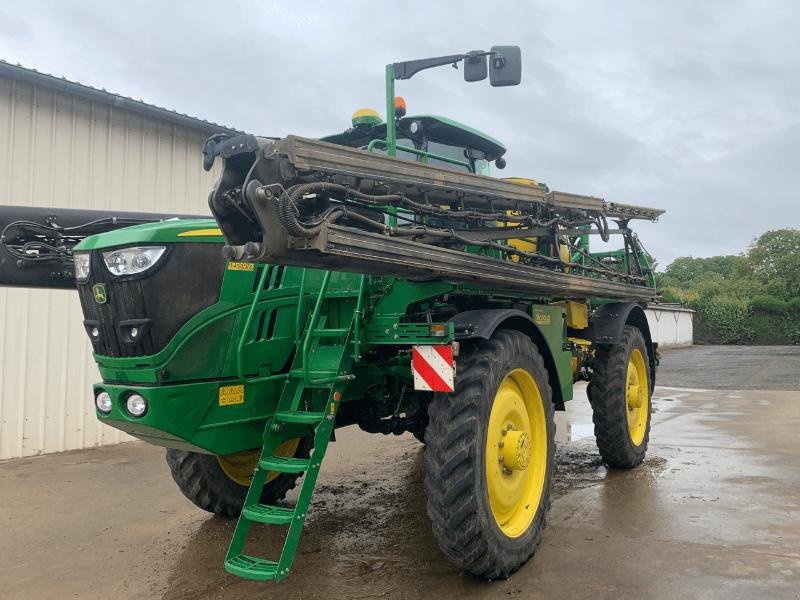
[131,253,152,269]
[95,391,112,414]
[126,393,148,417]
[73,252,91,282]
[109,252,128,275]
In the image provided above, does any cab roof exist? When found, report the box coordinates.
[321,114,506,161]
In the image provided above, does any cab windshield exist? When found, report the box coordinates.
[368,138,489,175]
[426,141,489,174]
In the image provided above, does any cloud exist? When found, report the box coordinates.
[0,0,797,266]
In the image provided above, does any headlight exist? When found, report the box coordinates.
[125,393,148,417]
[74,252,91,282]
[102,246,166,276]
[95,391,112,414]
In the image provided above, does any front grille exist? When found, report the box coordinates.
[77,243,225,357]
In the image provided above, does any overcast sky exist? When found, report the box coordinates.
[1,0,797,266]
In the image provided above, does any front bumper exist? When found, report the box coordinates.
[93,378,281,455]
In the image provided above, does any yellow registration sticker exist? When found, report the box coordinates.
[227,261,255,271]
[218,384,245,406]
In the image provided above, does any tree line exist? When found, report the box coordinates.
[656,228,800,344]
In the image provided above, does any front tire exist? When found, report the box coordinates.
[166,437,312,517]
[424,329,555,579]
[587,325,652,468]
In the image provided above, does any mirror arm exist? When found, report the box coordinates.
[392,50,495,81]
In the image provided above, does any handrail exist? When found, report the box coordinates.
[301,270,332,382]
[294,268,307,340]
[236,265,271,383]
[352,274,367,360]
[366,138,472,171]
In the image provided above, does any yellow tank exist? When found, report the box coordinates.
[501,178,569,267]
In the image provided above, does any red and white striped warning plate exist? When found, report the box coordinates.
[411,345,455,392]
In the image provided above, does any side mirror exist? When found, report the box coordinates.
[489,45,522,87]
[463,52,488,82]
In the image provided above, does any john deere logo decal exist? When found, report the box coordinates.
[92,283,107,304]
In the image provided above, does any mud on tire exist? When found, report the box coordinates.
[423,329,555,579]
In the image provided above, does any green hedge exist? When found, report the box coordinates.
[688,295,800,345]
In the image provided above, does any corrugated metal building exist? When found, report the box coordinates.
[0,62,238,459]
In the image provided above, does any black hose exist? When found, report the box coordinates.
[267,182,643,283]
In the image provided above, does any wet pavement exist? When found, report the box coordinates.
[1,346,799,599]
[655,344,800,390]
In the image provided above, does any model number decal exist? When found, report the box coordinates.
[219,384,245,406]
[227,261,255,271]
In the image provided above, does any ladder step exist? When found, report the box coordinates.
[288,369,343,386]
[275,410,326,425]
[310,327,349,337]
[259,455,310,473]
[224,554,279,581]
[242,503,294,525]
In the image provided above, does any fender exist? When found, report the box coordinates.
[449,309,568,409]
[587,302,658,389]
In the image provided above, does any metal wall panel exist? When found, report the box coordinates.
[0,76,222,459]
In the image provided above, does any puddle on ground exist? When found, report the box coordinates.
[556,422,595,443]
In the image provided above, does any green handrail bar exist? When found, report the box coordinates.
[294,268,307,340]
[235,266,290,385]
[366,138,472,171]
[301,270,332,383]
[352,274,367,360]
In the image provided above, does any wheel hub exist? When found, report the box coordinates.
[501,428,531,471]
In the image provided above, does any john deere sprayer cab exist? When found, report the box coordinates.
[5,47,663,582]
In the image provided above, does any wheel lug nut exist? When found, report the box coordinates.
[503,467,512,475]
[498,441,504,448]
[498,456,504,463]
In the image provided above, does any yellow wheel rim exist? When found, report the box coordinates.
[625,349,649,446]
[485,368,548,538]
[217,438,301,487]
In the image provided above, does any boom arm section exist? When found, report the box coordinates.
[208,135,663,301]
[0,205,202,289]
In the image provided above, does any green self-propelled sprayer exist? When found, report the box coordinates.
[3,47,664,582]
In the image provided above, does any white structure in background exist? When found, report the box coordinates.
[0,62,237,459]
[645,304,694,348]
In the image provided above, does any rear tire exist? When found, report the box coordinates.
[166,437,312,517]
[424,329,555,579]
[587,325,652,468]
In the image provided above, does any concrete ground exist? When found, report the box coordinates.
[1,346,799,600]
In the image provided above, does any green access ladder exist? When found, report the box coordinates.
[224,271,364,581]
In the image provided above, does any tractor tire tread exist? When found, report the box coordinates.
[423,329,555,579]
[587,325,651,468]
[165,438,311,517]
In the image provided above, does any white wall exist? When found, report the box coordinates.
[0,76,221,459]
[645,305,694,347]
